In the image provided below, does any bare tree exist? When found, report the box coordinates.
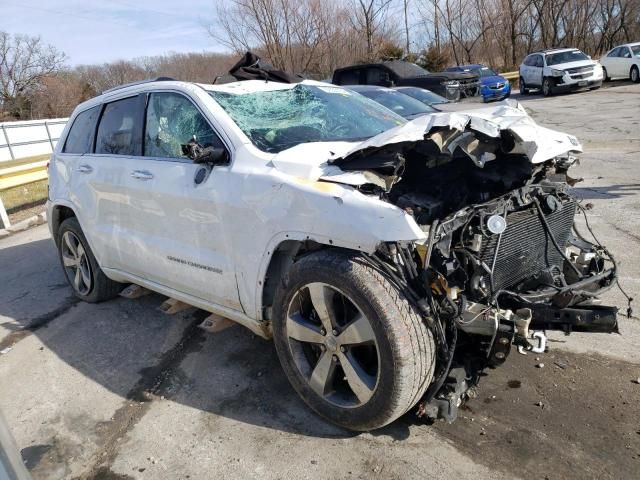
[403,0,411,56]
[0,32,66,118]
[351,0,394,61]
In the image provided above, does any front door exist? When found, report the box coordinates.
[90,91,241,310]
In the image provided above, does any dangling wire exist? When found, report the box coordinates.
[576,202,634,318]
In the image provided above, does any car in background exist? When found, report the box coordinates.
[345,85,438,119]
[332,60,480,101]
[446,64,511,102]
[519,48,603,96]
[393,86,450,108]
[599,42,640,82]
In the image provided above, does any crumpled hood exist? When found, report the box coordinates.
[270,102,582,183]
[334,102,581,166]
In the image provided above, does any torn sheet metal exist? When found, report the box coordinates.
[267,103,582,189]
[334,103,582,166]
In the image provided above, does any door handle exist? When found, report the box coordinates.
[77,164,93,174]
[131,170,154,180]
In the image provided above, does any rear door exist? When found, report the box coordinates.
[605,47,622,77]
[532,55,544,86]
[521,55,536,85]
[607,47,626,77]
[67,96,144,270]
[619,46,633,77]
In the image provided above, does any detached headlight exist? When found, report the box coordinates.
[550,69,564,77]
[441,80,460,87]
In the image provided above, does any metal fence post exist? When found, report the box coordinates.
[44,121,55,152]
[0,196,10,229]
[1,124,15,160]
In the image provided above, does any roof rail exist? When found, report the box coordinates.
[102,77,176,94]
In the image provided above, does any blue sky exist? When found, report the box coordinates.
[0,0,229,65]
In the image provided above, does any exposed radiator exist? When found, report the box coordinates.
[478,200,577,292]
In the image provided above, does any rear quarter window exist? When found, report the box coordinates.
[95,96,142,156]
[63,106,100,154]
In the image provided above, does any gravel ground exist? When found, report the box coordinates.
[0,82,639,480]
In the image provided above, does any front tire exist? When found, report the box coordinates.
[57,217,123,302]
[602,67,610,82]
[542,77,553,96]
[272,250,435,431]
[631,66,639,83]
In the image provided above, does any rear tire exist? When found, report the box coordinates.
[271,250,435,431]
[519,77,529,95]
[631,66,639,83]
[57,217,124,303]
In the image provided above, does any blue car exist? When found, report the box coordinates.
[446,64,511,102]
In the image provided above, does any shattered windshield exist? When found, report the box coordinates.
[209,84,405,153]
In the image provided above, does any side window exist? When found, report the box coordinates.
[523,56,532,66]
[144,92,224,159]
[622,48,632,58]
[366,67,387,85]
[95,97,141,156]
[535,55,544,67]
[336,69,360,85]
[63,106,100,154]
[607,47,620,57]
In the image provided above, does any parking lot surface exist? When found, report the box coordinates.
[1,83,639,480]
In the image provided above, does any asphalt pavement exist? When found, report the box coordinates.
[1,82,639,480]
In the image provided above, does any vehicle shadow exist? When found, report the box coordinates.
[571,183,640,199]
[0,238,368,441]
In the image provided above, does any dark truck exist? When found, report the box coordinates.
[332,60,480,101]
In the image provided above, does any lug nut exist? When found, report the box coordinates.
[332,355,337,362]
[320,328,326,335]
[332,329,338,336]
[320,345,326,351]
[340,346,346,353]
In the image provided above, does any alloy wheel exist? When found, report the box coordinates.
[632,67,639,83]
[61,231,92,295]
[285,282,380,408]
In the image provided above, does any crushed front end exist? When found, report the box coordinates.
[329,104,621,422]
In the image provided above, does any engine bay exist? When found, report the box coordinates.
[334,124,621,422]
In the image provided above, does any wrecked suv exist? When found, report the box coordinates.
[48,75,619,431]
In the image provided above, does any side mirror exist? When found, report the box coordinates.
[181,141,229,165]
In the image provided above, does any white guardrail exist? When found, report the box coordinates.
[0,118,68,162]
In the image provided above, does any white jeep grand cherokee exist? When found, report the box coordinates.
[519,48,603,96]
[48,77,619,431]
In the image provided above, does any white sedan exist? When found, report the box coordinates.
[599,42,640,82]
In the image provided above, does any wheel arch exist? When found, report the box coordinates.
[50,203,77,246]
[258,238,341,323]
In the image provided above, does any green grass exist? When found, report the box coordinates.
[0,178,48,212]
